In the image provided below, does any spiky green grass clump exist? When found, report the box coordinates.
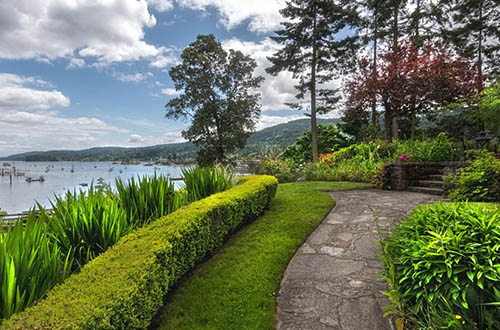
[0,214,71,320]
[181,166,234,202]
[39,187,128,271]
[0,167,235,323]
[116,175,187,226]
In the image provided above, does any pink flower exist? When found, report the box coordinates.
[398,154,409,162]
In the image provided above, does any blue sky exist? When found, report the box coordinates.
[0,0,336,157]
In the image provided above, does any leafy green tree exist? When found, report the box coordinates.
[267,0,360,162]
[477,82,500,137]
[281,124,353,163]
[165,35,264,165]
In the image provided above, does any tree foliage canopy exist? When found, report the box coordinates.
[165,34,264,165]
[281,124,353,164]
[345,39,479,140]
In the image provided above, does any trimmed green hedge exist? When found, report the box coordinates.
[1,175,278,330]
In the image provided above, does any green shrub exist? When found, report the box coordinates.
[0,214,71,320]
[181,166,234,202]
[391,134,455,162]
[1,176,278,330]
[444,151,500,202]
[39,188,129,271]
[429,133,455,162]
[116,175,187,226]
[304,158,383,183]
[281,124,353,164]
[331,140,395,164]
[381,202,500,329]
[255,156,300,183]
[255,136,457,185]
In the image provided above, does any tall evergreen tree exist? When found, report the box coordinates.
[267,0,360,162]
[441,0,500,84]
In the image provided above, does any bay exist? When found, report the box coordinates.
[0,161,185,213]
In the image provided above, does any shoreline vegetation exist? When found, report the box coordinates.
[0,167,236,322]
[0,119,338,163]
[1,175,278,329]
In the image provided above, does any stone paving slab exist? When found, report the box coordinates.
[276,189,441,330]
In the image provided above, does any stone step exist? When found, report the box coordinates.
[407,186,445,196]
[426,174,444,181]
[411,180,444,189]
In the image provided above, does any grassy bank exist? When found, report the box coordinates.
[152,181,372,330]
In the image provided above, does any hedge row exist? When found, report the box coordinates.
[1,175,278,330]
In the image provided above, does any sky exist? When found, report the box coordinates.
[0,0,336,157]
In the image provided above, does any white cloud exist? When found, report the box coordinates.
[0,110,129,155]
[256,114,305,130]
[114,72,154,83]
[129,134,145,143]
[222,38,297,111]
[0,0,174,67]
[177,0,285,33]
[66,58,86,69]
[222,37,343,114]
[0,73,131,156]
[128,131,185,146]
[149,47,178,68]
[161,88,180,96]
[0,73,70,111]
[147,0,174,12]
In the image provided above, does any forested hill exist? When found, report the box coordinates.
[1,118,339,162]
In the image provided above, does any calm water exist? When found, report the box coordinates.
[0,161,185,213]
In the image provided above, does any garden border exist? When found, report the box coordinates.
[1,175,278,330]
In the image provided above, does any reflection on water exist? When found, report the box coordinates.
[0,161,185,213]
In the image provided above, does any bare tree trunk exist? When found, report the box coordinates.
[216,146,224,164]
[311,1,319,162]
[477,0,484,90]
[410,0,421,139]
[392,117,399,140]
[391,1,400,141]
[371,2,378,126]
[384,102,393,141]
[410,113,416,139]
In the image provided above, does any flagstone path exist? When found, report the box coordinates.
[276,189,441,330]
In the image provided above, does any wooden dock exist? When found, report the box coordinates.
[1,210,52,230]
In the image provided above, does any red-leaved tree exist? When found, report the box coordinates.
[345,39,479,140]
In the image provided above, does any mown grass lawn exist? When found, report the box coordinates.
[151,181,372,330]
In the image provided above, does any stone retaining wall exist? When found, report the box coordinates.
[386,162,468,191]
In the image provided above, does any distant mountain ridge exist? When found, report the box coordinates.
[1,118,339,161]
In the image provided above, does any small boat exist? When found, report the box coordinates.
[144,162,154,166]
[26,175,45,182]
[80,183,88,187]
[16,171,25,177]
[108,167,114,172]
[3,163,11,167]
